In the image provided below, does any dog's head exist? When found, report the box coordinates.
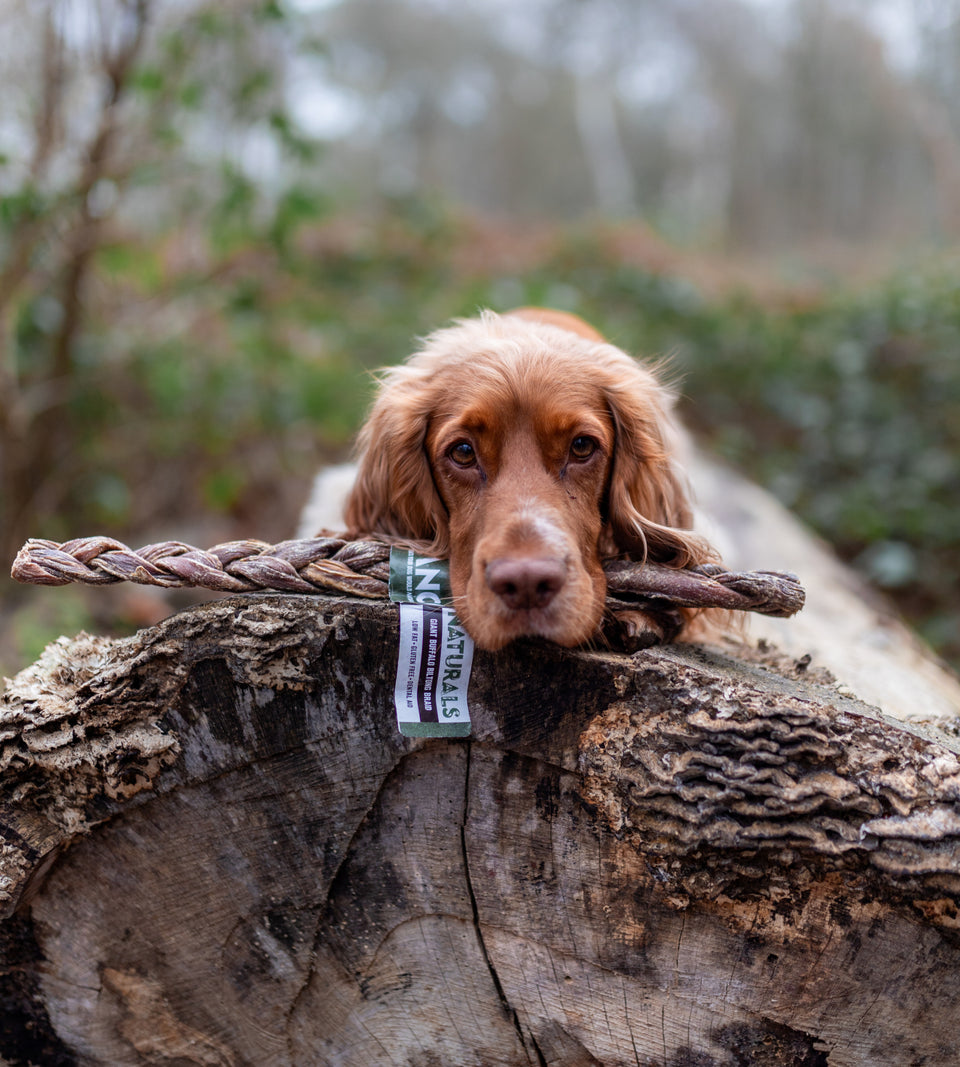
[344,309,710,649]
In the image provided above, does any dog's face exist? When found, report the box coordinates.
[344,309,708,650]
[424,369,615,648]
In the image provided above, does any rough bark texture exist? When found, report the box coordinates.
[2,591,960,1066]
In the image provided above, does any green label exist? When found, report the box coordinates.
[388,547,453,606]
[389,547,473,738]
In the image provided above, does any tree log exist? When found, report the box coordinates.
[2,593,960,1066]
[688,451,960,725]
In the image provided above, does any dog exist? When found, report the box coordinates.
[301,308,717,650]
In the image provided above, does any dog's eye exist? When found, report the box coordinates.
[449,441,477,467]
[569,436,598,461]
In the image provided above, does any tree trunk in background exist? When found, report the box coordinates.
[2,591,960,1067]
[574,75,636,216]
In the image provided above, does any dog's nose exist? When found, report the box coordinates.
[485,557,566,611]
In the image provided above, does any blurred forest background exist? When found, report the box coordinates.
[1,0,958,678]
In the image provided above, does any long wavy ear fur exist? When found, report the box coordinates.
[343,368,449,554]
[600,362,714,568]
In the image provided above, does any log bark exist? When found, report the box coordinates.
[2,593,960,1066]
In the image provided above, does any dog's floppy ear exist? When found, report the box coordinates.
[343,368,449,552]
[600,365,712,568]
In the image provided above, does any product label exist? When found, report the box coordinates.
[389,547,474,737]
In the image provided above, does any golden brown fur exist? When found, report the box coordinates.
[344,308,716,650]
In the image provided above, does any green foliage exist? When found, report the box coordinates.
[270,185,331,252]
[2,590,98,680]
[0,185,45,231]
